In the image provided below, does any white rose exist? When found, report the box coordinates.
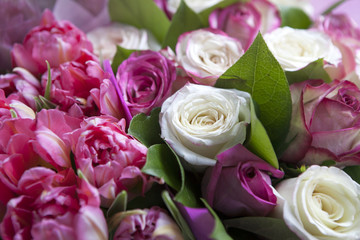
[176,29,244,85]
[268,0,313,16]
[264,27,342,71]
[272,166,360,240]
[87,23,159,61]
[159,83,251,171]
[167,0,223,14]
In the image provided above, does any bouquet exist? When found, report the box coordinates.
[1,0,360,239]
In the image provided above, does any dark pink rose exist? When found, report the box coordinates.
[282,80,360,166]
[11,9,93,76]
[209,0,280,50]
[112,50,176,116]
[41,50,103,117]
[0,169,107,240]
[202,144,283,217]
[112,207,182,240]
[66,115,157,207]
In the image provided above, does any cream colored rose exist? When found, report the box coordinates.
[264,27,341,71]
[167,0,223,14]
[272,166,360,240]
[87,23,153,61]
[159,83,251,171]
[176,29,243,85]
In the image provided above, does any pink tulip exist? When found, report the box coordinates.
[202,144,283,217]
[65,115,157,207]
[40,50,103,117]
[209,0,281,50]
[11,9,93,76]
[0,172,107,240]
[33,109,81,170]
[282,80,360,166]
[112,207,183,240]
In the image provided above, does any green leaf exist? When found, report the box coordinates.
[280,7,312,29]
[108,0,170,43]
[162,0,204,50]
[245,99,279,168]
[216,33,292,155]
[162,191,196,240]
[285,59,332,85]
[198,0,248,26]
[201,199,233,240]
[34,96,57,112]
[107,191,128,218]
[224,217,300,240]
[44,60,52,100]
[142,144,182,191]
[128,108,163,148]
[111,46,136,73]
[344,165,360,184]
[142,143,200,207]
[322,0,347,15]
[127,183,166,210]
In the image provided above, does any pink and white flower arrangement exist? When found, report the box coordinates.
[1,1,360,239]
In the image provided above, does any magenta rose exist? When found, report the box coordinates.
[111,207,183,240]
[11,9,93,76]
[40,50,103,117]
[0,169,108,240]
[282,80,360,166]
[202,144,283,217]
[66,115,157,207]
[112,50,176,116]
[209,0,281,50]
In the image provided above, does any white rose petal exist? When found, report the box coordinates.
[176,29,243,85]
[167,0,224,14]
[264,27,342,71]
[272,166,360,240]
[87,23,156,61]
[159,83,251,171]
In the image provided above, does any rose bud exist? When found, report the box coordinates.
[176,28,243,86]
[202,144,283,217]
[111,207,183,240]
[272,166,360,240]
[159,83,251,171]
[11,9,93,76]
[282,80,360,166]
[209,0,281,50]
[65,115,157,207]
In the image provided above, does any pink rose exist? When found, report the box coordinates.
[66,115,156,207]
[209,0,281,50]
[112,207,183,240]
[0,169,108,240]
[114,50,176,116]
[41,50,103,117]
[282,80,360,166]
[316,13,360,81]
[11,9,93,76]
[202,144,283,217]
